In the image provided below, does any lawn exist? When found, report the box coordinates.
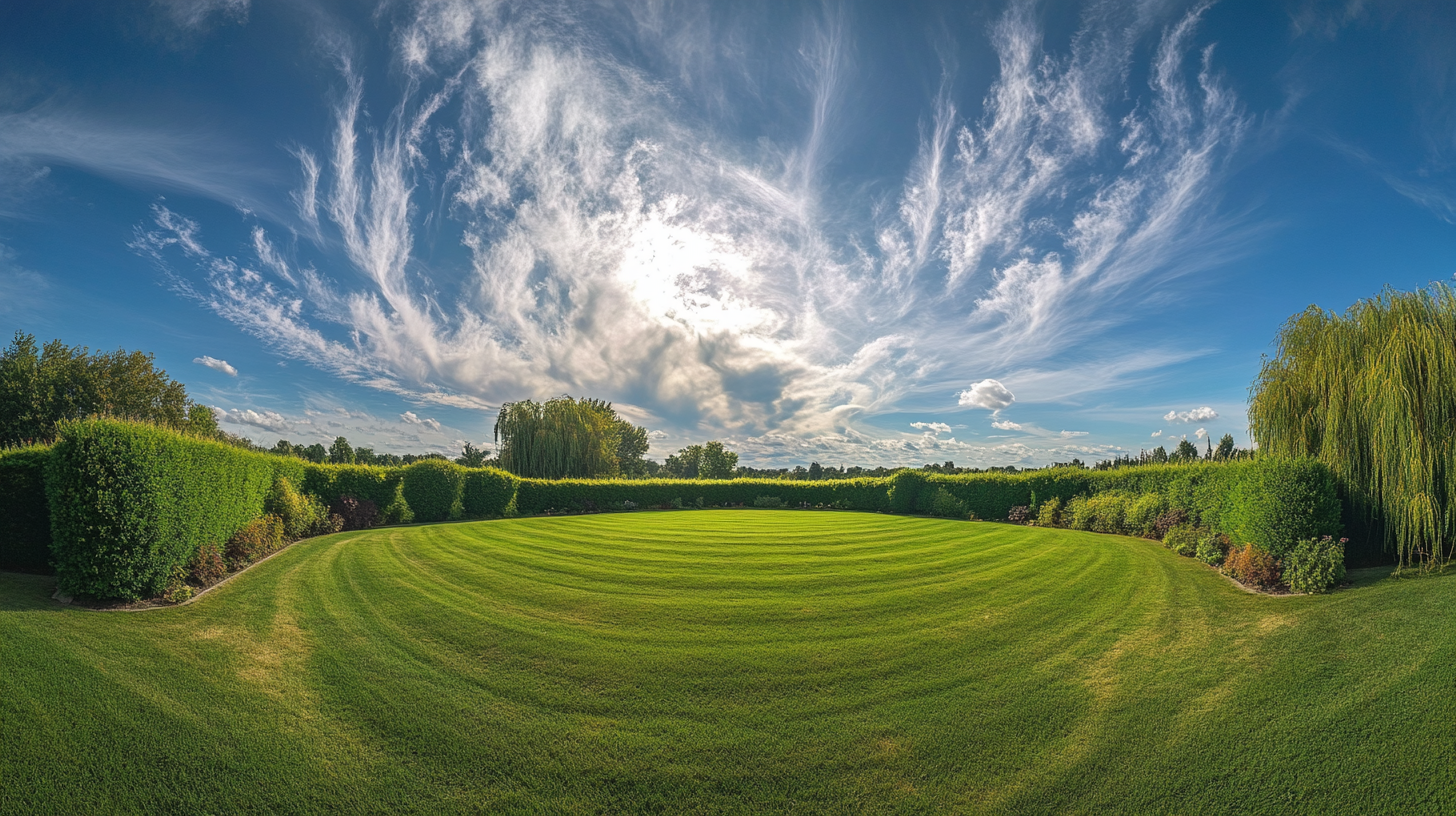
[1,511,1452,815]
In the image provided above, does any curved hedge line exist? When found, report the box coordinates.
[512,477,892,516]
[0,446,53,573]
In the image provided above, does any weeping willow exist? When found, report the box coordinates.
[493,396,621,479]
[1248,283,1456,570]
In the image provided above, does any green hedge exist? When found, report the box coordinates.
[400,460,466,522]
[301,463,401,508]
[462,467,518,518]
[46,419,301,600]
[512,477,892,516]
[0,446,53,573]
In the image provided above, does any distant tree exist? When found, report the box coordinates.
[1172,438,1200,463]
[699,441,738,479]
[1150,445,1169,464]
[495,396,643,478]
[0,331,206,444]
[614,422,651,476]
[303,443,327,464]
[1214,434,1236,461]
[665,444,703,479]
[354,447,376,465]
[327,436,355,465]
[456,442,488,468]
[807,461,824,480]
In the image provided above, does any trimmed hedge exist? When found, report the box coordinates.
[46,419,302,600]
[0,446,53,573]
[512,477,892,516]
[301,463,401,509]
[401,460,466,523]
[462,467,518,518]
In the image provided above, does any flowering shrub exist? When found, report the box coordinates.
[1006,505,1031,523]
[1284,536,1347,594]
[224,514,286,570]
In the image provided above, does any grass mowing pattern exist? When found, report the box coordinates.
[1,511,1453,814]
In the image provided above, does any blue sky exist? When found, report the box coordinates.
[2,0,1453,467]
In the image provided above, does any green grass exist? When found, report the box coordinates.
[1,511,1453,815]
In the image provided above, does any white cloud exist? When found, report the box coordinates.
[1151,429,1162,437]
[1059,430,1089,438]
[193,355,237,376]
[646,429,669,439]
[959,379,1015,412]
[992,419,1023,431]
[1195,427,1209,439]
[217,408,292,433]
[911,421,953,434]
[1164,406,1219,423]
[400,411,442,432]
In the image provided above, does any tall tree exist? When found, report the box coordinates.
[1214,434,1235,461]
[1249,283,1456,569]
[699,441,739,479]
[1172,439,1200,463]
[494,396,644,478]
[328,436,355,465]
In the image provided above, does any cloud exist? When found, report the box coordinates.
[911,421,953,434]
[959,379,1015,412]
[1164,406,1219,423]
[1151,429,1162,437]
[193,355,238,376]
[217,407,292,433]
[1059,430,1089,438]
[1195,427,1209,439]
[130,1,1249,465]
[400,411,442,432]
[991,420,1023,431]
[153,0,249,33]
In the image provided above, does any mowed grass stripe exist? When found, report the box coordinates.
[3,511,1455,815]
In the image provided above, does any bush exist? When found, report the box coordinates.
[1007,505,1031,523]
[754,496,784,508]
[162,565,194,604]
[888,470,928,514]
[381,482,414,525]
[1284,536,1347,594]
[1066,496,1094,531]
[1126,493,1165,538]
[1164,524,1202,557]
[927,487,970,519]
[188,543,227,587]
[461,467,517,518]
[0,445,52,573]
[1088,492,1130,534]
[224,514,286,570]
[330,496,379,531]
[46,419,299,601]
[1226,458,1342,558]
[401,459,465,523]
[1036,496,1063,527]
[1153,508,1190,540]
[1224,543,1281,588]
[1196,532,1230,567]
[266,476,333,540]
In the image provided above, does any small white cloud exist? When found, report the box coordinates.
[193,355,237,376]
[959,379,1015,412]
[1164,406,1218,423]
[1059,430,1088,438]
[911,421,953,434]
[647,429,669,439]
[1195,427,1209,439]
[1151,430,1162,437]
[218,407,290,432]
[400,411,442,432]
[992,420,1023,431]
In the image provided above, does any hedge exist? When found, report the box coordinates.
[0,446,53,573]
[46,419,302,600]
[512,477,893,516]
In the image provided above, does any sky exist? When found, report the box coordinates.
[1,0,1453,468]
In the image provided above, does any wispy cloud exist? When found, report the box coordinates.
[132,0,1250,465]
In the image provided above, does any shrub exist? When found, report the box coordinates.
[622,500,637,510]
[1126,493,1165,538]
[1224,543,1281,588]
[46,418,298,601]
[224,514,286,570]
[401,459,465,523]
[1196,532,1230,567]
[1226,458,1342,558]
[928,488,970,519]
[188,543,227,587]
[1066,496,1094,531]
[461,467,517,518]
[266,476,333,540]
[1036,496,1063,527]
[1006,505,1031,523]
[754,496,784,508]
[381,482,414,525]
[888,470,928,514]
[1088,492,1131,534]
[330,496,379,531]
[1163,524,1203,557]
[1284,536,1347,594]
[162,565,194,604]
[0,445,52,574]
[1153,508,1190,540]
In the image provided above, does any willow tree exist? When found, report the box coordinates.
[1248,284,1456,570]
[494,396,644,479]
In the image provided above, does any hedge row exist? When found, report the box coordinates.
[512,477,893,516]
[0,446,52,573]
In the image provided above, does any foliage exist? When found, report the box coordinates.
[1224,543,1281,588]
[461,467,518,518]
[1248,283,1456,569]
[494,396,643,478]
[927,487,970,519]
[330,497,379,531]
[327,436,355,465]
[46,418,300,600]
[1224,457,1341,558]
[224,515,287,570]
[1126,493,1165,537]
[1036,496,1063,527]
[1284,536,1348,594]
[754,496,784,508]
[1196,532,1229,567]
[1066,496,1094,530]
[188,542,227,587]
[266,476,333,540]
[887,470,927,514]
[1153,508,1191,540]
[381,482,415,525]
[456,442,488,469]
[0,445,52,573]
[1163,524,1202,557]
[0,332,221,446]
[1006,505,1030,523]
[1171,439,1201,463]
[665,441,740,480]
[1087,492,1130,534]
[161,565,194,604]
[401,459,466,522]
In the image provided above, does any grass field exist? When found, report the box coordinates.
[2,511,1453,815]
